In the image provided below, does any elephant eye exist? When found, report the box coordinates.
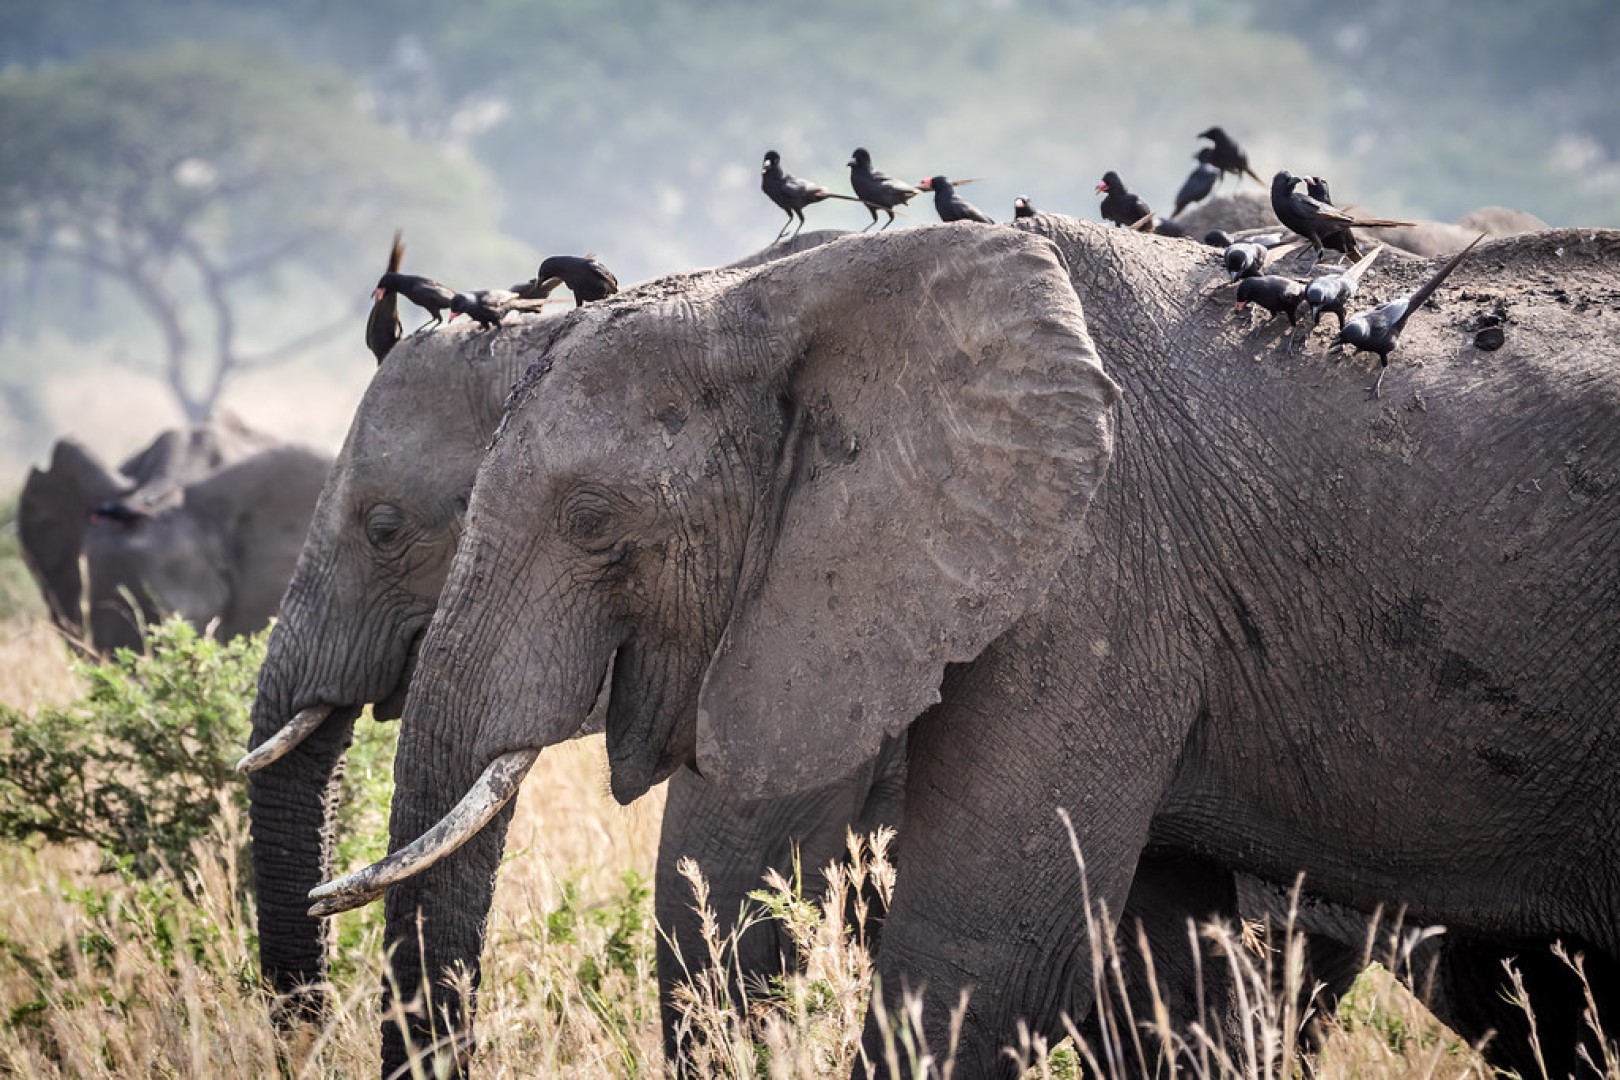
[561,490,618,547]
[365,503,406,548]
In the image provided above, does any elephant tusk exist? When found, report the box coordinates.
[235,705,335,773]
[306,748,540,917]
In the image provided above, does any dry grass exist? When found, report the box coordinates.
[0,612,1609,1078]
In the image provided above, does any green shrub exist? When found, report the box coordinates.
[0,616,396,882]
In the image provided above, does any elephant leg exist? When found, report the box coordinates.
[1083,850,1366,1072]
[1419,936,1620,1080]
[656,735,907,1072]
[861,684,1185,1079]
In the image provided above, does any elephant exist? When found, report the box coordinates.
[17,415,329,653]
[237,246,907,1066]
[307,217,1620,1078]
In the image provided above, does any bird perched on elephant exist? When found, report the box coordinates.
[307,218,1620,1080]
[17,416,329,655]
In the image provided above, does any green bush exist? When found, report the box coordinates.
[0,617,396,881]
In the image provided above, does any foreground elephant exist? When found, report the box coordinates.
[316,219,1620,1077]
[17,416,328,653]
[240,252,904,1062]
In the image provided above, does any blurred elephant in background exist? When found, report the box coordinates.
[17,415,329,653]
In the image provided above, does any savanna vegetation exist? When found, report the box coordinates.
[0,601,1601,1076]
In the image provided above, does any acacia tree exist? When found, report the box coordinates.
[0,46,483,421]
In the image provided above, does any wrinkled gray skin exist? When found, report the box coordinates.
[17,417,327,653]
[369,220,1620,1078]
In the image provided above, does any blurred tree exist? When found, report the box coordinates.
[0,45,486,421]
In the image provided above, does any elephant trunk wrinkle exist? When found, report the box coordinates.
[307,747,540,915]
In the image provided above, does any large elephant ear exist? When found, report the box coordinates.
[180,446,331,638]
[695,226,1120,797]
[18,440,128,633]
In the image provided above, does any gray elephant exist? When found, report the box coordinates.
[309,218,1620,1078]
[237,250,907,1066]
[17,416,329,653]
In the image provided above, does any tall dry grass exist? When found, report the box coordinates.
[0,612,1611,1078]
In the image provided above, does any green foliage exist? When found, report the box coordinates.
[0,617,397,883]
[0,619,261,876]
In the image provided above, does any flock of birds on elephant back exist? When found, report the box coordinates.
[371,124,1489,401]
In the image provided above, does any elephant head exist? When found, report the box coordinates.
[17,417,305,652]
[310,225,1120,1071]
[239,324,544,1021]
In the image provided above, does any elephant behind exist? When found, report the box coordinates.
[17,415,329,653]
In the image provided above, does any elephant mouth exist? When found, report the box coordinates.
[370,625,428,721]
[237,627,426,774]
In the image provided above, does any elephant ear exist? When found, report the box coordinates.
[18,440,128,633]
[180,446,331,639]
[119,414,273,493]
[695,226,1120,797]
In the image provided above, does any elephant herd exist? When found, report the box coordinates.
[21,207,1620,1078]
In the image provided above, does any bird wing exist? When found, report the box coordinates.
[1259,241,1305,266]
[365,292,400,364]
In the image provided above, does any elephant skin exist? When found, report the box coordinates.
[359,217,1620,1079]
[17,415,326,653]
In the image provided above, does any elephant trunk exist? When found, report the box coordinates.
[372,660,526,1078]
[246,659,358,1021]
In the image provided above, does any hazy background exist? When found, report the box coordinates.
[2,0,1617,474]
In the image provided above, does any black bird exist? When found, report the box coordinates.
[1013,195,1037,219]
[1304,174,1362,260]
[761,150,860,242]
[90,500,147,525]
[536,255,619,307]
[1270,171,1413,270]
[1204,229,1236,248]
[1333,235,1483,398]
[1223,241,1268,281]
[508,277,563,301]
[1095,171,1154,229]
[919,175,994,224]
[1173,149,1220,217]
[1235,275,1308,325]
[374,266,457,333]
[1197,126,1264,185]
[848,147,920,231]
[365,229,404,363]
[1306,244,1384,329]
[449,290,552,330]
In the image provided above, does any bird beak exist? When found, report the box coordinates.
[919,179,932,190]
[1235,302,1247,311]
[1094,182,1108,193]
[372,287,385,302]
[448,312,459,321]
[846,158,856,167]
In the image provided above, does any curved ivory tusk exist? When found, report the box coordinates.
[235,705,336,773]
[306,748,540,917]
